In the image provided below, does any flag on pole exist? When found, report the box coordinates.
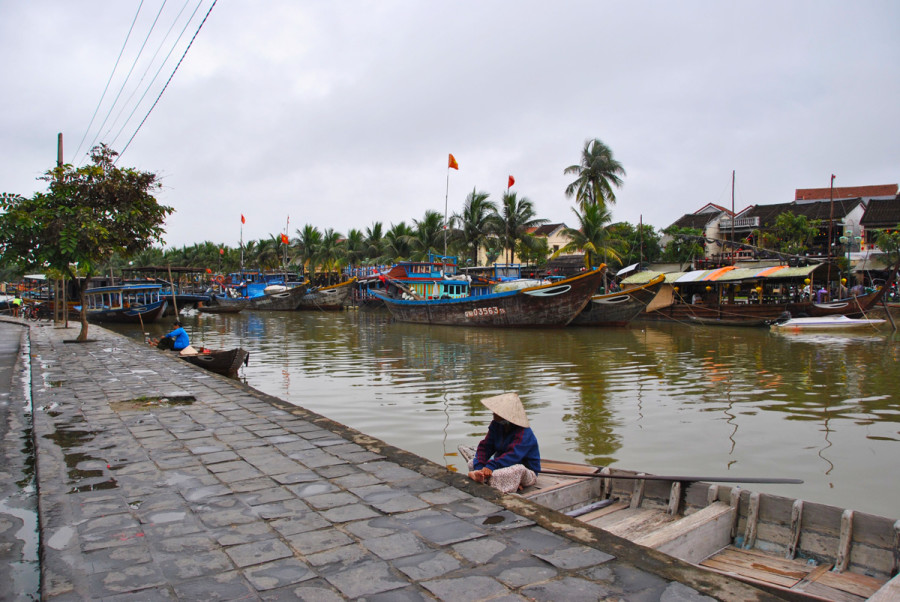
[281,233,289,244]
[241,214,246,224]
[219,248,224,255]
[448,154,458,170]
[508,175,515,188]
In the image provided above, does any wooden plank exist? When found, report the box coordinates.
[579,500,629,523]
[634,502,733,564]
[893,519,900,576]
[799,581,866,602]
[792,562,833,591]
[700,556,802,588]
[744,491,760,549]
[666,481,682,516]
[835,509,854,573]
[868,572,900,602]
[592,508,674,540]
[814,569,885,599]
[787,499,802,559]
[630,474,646,509]
[711,546,812,578]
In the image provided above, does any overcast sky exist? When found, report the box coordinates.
[2,1,898,249]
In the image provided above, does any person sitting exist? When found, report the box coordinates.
[158,320,190,351]
[461,392,541,494]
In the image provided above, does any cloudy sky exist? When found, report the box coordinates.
[2,1,898,249]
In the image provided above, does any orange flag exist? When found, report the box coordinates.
[448,154,459,170]
[241,214,246,224]
[508,175,515,188]
[281,233,289,244]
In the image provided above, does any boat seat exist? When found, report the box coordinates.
[587,507,677,540]
[633,501,734,564]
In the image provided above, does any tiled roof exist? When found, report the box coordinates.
[739,199,861,226]
[795,184,897,201]
[860,197,900,227]
[672,213,716,230]
[532,223,566,236]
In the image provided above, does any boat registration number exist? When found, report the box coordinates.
[465,306,506,319]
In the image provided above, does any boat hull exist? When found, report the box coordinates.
[570,275,665,326]
[85,299,168,324]
[296,279,356,311]
[181,348,249,377]
[239,286,307,311]
[377,269,604,327]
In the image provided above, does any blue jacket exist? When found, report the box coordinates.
[164,326,190,350]
[474,420,541,473]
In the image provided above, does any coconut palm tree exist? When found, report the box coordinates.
[383,222,414,262]
[564,138,626,209]
[555,203,623,269]
[364,222,385,263]
[494,191,547,264]
[344,228,366,266]
[410,210,445,260]
[315,228,345,274]
[451,188,497,266]
[296,224,322,275]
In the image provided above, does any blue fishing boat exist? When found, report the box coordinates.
[79,284,168,324]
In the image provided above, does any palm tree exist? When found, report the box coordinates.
[451,188,497,266]
[316,228,345,275]
[494,191,547,264]
[364,222,385,263]
[383,222,414,262]
[564,138,626,210]
[296,224,322,276]
[254,236,282,271]
[410,210,445,260]
[344,228,366,266]
[555,203,623,269]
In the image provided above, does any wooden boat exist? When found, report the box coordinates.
[296,278,357,311]
[179,347,249,377]
[376,268,606,327]
[570,274,667,326]
[211,284,309,311]
[79,284,168,324]
[630,264,896,326]
[197,300,248,314]
[501,456,900,601]
[771,315,886,331]
[687,311,791,328]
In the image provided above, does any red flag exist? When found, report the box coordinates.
[448,154,458,170]
[241,214,246,224]
[219,248,224,255]
[206,268,212,274]
[508,175,515,188]
[281,233,289,244]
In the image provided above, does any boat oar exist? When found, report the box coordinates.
[541,469,802,485]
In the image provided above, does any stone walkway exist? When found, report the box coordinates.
[11,319,780,600]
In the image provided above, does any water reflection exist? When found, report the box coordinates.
[117,310,899,517]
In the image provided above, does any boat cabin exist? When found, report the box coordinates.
[84,284,163,310]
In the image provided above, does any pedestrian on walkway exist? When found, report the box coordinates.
[465,392,541,494]
[11,294,22,318]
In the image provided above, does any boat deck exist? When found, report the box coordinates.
[521,461,898,601]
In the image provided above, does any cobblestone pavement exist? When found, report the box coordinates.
[14,320,780,600]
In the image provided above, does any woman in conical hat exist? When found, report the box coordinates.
[465,392,541,494]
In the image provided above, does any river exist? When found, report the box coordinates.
[108,308,900,519]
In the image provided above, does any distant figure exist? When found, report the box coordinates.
[159,320,190,351]
[816,286,828,303]
[851,283,865,297]
[691,293,703,305]
[461,393,541,494]
[11,294,22,318]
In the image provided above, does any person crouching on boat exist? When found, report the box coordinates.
[158,320,190,351]
[466,392,541,493]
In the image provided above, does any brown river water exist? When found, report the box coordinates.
[108,308,900,519]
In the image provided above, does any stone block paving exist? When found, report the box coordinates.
[24,323,774,601]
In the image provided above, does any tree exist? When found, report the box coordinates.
[554,203,623,269]
[661,225,705,269]
[608,221,662,265]
[564,138,626,210]
[363,222,385,264]
[874,227,900,268]
[754,212,821,256]
[344,228,366,266]
[410,210,445,260]
[383,222,414,262]
[0,144,172,341]
[452,188,497,266]
[295,224,322,275]
[494,191,547,264]
[316,228,345,274]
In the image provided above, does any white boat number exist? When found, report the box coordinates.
[465,306,506,319]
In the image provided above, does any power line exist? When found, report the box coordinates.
[117,0,218,162]
[71,0,145,164]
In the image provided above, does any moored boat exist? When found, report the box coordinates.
[376,268,606,327]
[460,449,900,601]
[771,315,886,331]
[196,301,248,314]
[180,347,249,377]
[79,284,168,324]
[296,278,357,311]
[570,274,667,326]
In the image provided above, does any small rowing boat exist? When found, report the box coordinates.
[770,315,886,331]
[458,448,900,601]
[179,347,249,377]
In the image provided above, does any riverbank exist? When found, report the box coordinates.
[0,317,781,600]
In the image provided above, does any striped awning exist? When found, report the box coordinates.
[621,264,823,286]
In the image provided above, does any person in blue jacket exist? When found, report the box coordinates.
[467,392,541,493]
[160,320,190,351]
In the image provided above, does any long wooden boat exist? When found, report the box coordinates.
[513,458,900,601]
[296,278,357,311]
[212,285,308,311]
[180,347,249,377]
[570,274,667,326]
[197,302,247,314]
[79,284,168,324]
[631,264,896,326]
[376,268,606,327]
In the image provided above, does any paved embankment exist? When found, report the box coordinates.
[9,319,782,600]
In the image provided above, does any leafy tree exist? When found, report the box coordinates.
[874,226,900,268]
[451,188,497,266]
[344,228,366,266]
[608,221,662,265]
[661,225,705,269]
[410,210,445,260]
[363,222,385,263]
[754,212,821,256]
[564,138,626,210]
[295,224,322,275]
[555,204,623,269]
[515,236,550,267]
[0,144,172,341]
[383,222,414,262]
[316,228,345,273]
[494,191,547,264]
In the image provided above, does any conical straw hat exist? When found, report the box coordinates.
[480,392,529,428]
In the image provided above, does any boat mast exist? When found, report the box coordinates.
[731,170,735,266]
[826,175,835,294]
